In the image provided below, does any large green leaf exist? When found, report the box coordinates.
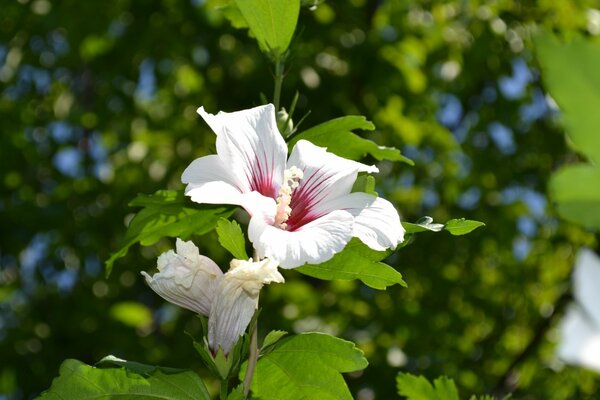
[549,165,600,230]
[396,373,459,400]
[105,190,234,276]
[296,238,406,290]
[536,33,600,163]
[39,358,211,400]
[235,0,300,59]
[242,332,368,400]
[216,218,249,260]
[289,116,414,165]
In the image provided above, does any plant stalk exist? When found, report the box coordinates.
[220,378,228,400]
[273,59,284,111]
[242,322,258,398]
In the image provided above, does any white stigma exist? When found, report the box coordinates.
[275,166,303,230]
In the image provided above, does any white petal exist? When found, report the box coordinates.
[574,248,600,328]
[249,210,354,269]
[182,155,246,206]
[315,193,405,251]
[285,140,378,230]
[557,305,600,373]
[208,259,283,354]
[143,239,223,316]
[198,104,287,198]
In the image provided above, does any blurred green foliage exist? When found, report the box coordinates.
[1,0,599,399]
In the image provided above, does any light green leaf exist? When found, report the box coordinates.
[536,33,600,163]
[105,190,234,276]
[549,164,600,230]
[216,218,249,260]
[95,355,184,375]
[109,301,152,328]
[396,373,459,400]
[242,332,368,400]
[261,330,288,351]
[444,219,485,236]
[289,116,414,165]
[296,238,406,289]
[352,174,377,196]
[403,216,445,233]
[235,0,300,59]
[39,359,211,400]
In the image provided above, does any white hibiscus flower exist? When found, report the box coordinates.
[557,248,600,373]
[142,238,283,354]
[182,104,405,268]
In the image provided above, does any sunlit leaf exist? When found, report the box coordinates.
[403,216,444,233]
[105,190,234,276]
[536,33,600,163]
[261,330,288,351]
[296,238,406,289]
[549,165,600,230]
[39,359,211,400]
[289,116,414,165]
[396,373,459,400]
[109,301,152,328]
[242,332,367,400]
[216,218,249,260]
[444,219,485,236]
[235,0,300,59]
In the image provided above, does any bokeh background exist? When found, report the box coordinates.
[1,0,599,398]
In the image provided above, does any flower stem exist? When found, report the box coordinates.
[220,378,228,400]
[273,59,284,111]
[242,321,258,398]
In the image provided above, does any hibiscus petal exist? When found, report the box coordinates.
[198,104,287,199]
[557,305,600,373]
[142,239,223,316]
[249,209,354,269]
[574,248,600,329]
[208,259,283,354]
[285,140,378,230]
[315,192,405,251]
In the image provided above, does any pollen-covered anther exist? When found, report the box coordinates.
[274,166,303,229]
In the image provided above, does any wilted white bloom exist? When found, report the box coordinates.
[557,248,600,372]
[209,258,284,353]
[141,238,222,316]
[142,239,283,354]
[182,104,405,268]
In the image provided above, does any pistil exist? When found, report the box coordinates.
[274,166,303,230]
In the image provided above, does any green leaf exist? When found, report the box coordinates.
[296,238,406,290]
[444,219,485,236]
[242,332,367,400]
[289,116,414,165]
[261,330,288,351]
[536,33,600,163]
[396,373,459,400]
[235,0,300,59]
[109,301,152,328]
[105,190,234,276]
[39,359,211,400]
[95,355,184,375]
[549,164,600,230]
[402,216,445,233]
[351,174,377,196]
[216,218,249,260]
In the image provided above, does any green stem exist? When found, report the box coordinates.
[220,378,229,400]
[273,59,284,111]
[242,320,258,398]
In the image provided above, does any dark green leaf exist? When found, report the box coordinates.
[444,219,485,236]
[39,358,211,400]
[289,116,414,164]
[216,218,249,260]
[242,332,367,400]
[396,373,459,400]
[235,0,300,59]
[296,238,406,289]
[105,190,234,276]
